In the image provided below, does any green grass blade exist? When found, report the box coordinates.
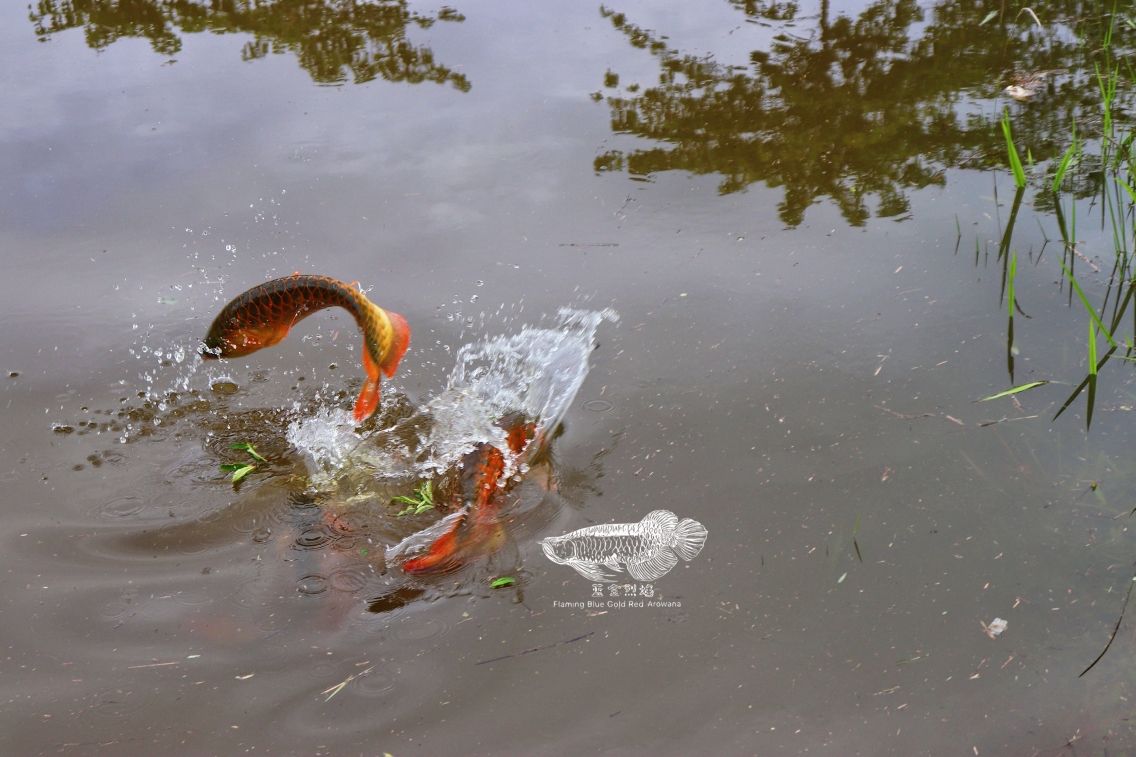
[1001,109,1027,189]
[1007,251,1017,317]
[978,381,1049,402]
[1052,142,1077,193]
[1059,260,1118,348]
[490,577,517,588]
[1089,319,1098,376]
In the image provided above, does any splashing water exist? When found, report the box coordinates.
[286,307,617,485]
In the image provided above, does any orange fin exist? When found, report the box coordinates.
[353,377,380,423]
[402,511,468,574]
[380,311,411,379]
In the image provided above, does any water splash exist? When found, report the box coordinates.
[286,307,617,483]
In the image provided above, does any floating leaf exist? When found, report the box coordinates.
[230,441,267,462]
[490,577,516,588]
[978,381,1049,401]
[230,464,257,483]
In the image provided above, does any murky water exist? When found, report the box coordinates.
[5,0,1136,753]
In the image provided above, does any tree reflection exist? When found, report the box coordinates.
[596,2,1127,226]
[28,0,470,89]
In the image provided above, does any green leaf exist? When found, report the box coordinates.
[230,464,257,483]
[1059,260,1117,348]
[978,381,1049,401]
[1001,109,1027,189]
[979,9,998,25]
[1007,251,1017,317]
[1089,319,1098,377]
[1052,140,1077,193]
[230,442,267,462]
[220,463,245,472]
[490,577,516,588]
[392,480,436,514]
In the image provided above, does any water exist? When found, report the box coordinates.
[4,0,1136,753]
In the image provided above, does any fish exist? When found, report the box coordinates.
[540,510,707,583]
[400,413,540,574]
[200,274,410,422]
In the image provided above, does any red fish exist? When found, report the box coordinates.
[401,414,540,574]
[200,274,410,422]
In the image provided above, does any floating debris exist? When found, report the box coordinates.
[981,618,1008,639]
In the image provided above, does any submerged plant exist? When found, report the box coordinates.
[393,480,435,516]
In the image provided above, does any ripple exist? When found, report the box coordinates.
[99,496,145,519]
[353,670,396,698]
[583,399,613,413]
[329,565,372,593]
[391,615,449,642]
[293,526,333,550]
[296,574,329,596]
[229,578,270,609]
[100,589,141,619]
[172,590,215,607]
[250,526,272,543]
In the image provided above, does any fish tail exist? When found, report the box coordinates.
[353,377,381,423]
[379,309,411,379]
[672,517,708,561]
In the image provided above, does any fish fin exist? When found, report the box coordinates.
[673,518,708,561]
[402,507,507,575]
[379,310,411,379]
[627,548,678,582]
[642,509,679,533]
[603,558,622,572]
[402,510,468,574]
[569,560,616,583]
[353,378,381,423]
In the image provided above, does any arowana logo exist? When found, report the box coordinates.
[540,510,708,583]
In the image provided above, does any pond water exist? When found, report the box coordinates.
[4,0,1136,753]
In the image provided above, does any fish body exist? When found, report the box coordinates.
[400,413,539,574]
[540,510,707,583]
[200,274,410,422]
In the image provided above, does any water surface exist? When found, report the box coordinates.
[4,0,1136,753]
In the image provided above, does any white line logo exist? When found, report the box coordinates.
[540,510,708,583]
